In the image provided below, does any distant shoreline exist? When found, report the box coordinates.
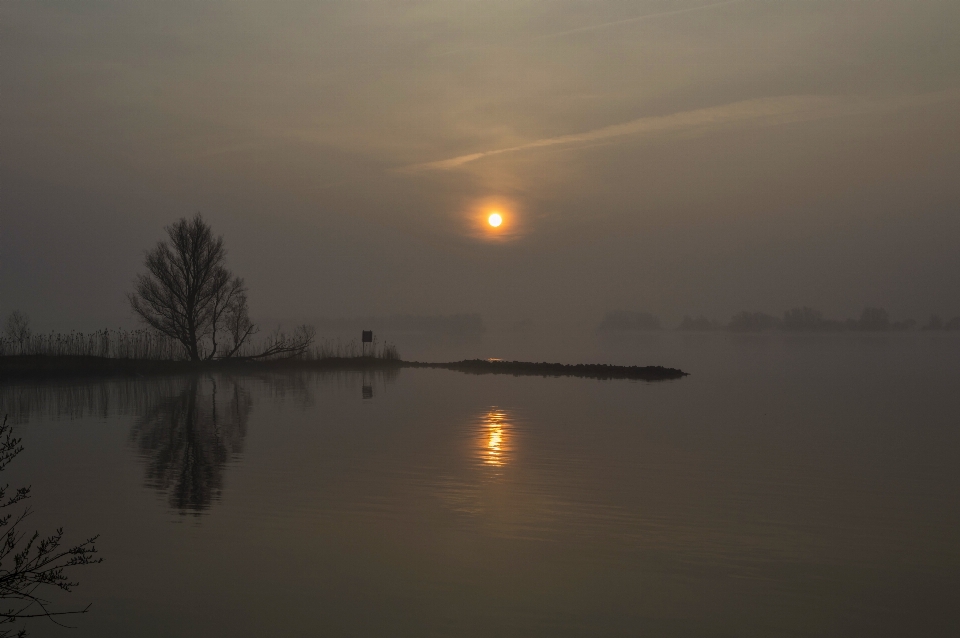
[0,355,687,382]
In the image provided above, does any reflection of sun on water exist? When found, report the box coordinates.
[480,409,511,467]
[488,426,502,460]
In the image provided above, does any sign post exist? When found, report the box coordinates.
[361,330,374,397]
[361,330,373,357]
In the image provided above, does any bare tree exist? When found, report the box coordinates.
[3,314,31,355]
[129,215,315,362]
[220,285,256,360]
[0,416,101,637]
[128,215,255,361]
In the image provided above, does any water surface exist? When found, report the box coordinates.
[3,333,959,636]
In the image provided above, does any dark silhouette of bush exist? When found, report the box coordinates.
[728,311,780,332]
[597,311,661,332]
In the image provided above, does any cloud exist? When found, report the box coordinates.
[532,0,750,41]
[399,89,960,173]
[434,0,750,58]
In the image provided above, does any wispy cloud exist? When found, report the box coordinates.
[399,89,960,172]
[434,0,749,58]
[532,0,750,41]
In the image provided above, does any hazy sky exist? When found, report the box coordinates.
[3,0,959,329]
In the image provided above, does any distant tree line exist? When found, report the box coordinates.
[598,308,960,333]
[596,310,661,332]
[313,314,485,336]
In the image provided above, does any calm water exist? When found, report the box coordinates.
[3,333,959,637]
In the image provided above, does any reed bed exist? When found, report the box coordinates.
[0,329,184,359]
[306,337,400,361]
[0,330,400,361]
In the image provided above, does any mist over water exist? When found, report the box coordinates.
[5,333,959,637]
[3,1,960,633]
[4,1,960,328]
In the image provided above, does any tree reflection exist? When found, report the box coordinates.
[130,375,251,513]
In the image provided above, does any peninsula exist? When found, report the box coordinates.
[0,355,687,382]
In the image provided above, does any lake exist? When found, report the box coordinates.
[3,332,959,637]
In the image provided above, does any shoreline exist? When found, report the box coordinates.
[0,355,687,382]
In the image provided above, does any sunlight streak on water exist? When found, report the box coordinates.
[479,409,511,468]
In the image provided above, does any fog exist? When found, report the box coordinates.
[3,0,960,332]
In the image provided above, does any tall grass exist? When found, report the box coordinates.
[305,337,400,361]
[0,329,184,359]
[0,329,401,361]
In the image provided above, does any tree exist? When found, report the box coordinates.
[678,315,721,331]
[0,416,100,637]
[129,215,249,361]
[858,307,890,331]
[129,215,313,361]
[727,311,780,332]
[782,307,825,331]
[3,313,31,355]
[596,310,661,332]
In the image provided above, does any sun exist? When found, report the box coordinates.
[466,198,518,240]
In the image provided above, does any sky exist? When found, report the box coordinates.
[2,0,960,331]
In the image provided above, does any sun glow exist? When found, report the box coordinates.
[466,198,519,241]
